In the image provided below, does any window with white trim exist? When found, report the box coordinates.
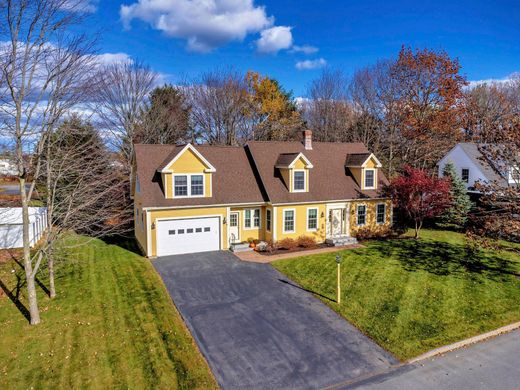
[173,174,205,197]
[244,208,260,229]
[364,169,375,188]
[376,203,386,224]
[191,175,204,195]
[174,175,188,196]
[461,168,470,183]
[266,209,272,231]
[307,208,318,231]
[357,205,366,226]
[283,209,295,233]
[293,170,306,191]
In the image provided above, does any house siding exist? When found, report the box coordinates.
[348,199,392,235]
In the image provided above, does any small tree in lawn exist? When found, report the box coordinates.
[387,166,452,238]
[439,162,472,228]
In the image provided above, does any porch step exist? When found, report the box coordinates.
[230,242,254,252]
[325,236,358,246]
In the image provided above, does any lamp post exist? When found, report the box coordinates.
[336,254,342,304]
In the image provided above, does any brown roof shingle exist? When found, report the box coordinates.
[247,141,388,204]
[134,144,266,207]
[345,153,371,167]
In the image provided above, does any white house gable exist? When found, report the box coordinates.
[438,144,488,190]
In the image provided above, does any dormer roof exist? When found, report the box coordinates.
[345,153,382,168]
[157,143,216,173]
[275,152,313,169]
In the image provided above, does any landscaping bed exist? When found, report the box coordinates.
[272,229,520,360]
[0,235,217,389]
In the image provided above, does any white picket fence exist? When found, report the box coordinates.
[0,207,47,249]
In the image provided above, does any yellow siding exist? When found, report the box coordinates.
[133,193,147,254]
[229,206,265,243]
[276,203,327,242]
[148,207,228,257]
[349,199,392,235]
[280,168,291,190]
[166,148,207,171]
[162,148,213,198]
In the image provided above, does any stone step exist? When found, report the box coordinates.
[325,236,358,246]
[230,242,254,252]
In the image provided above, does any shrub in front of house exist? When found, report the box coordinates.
[355,226,391,241]
[296,235,317,248]
[278,238,297,250]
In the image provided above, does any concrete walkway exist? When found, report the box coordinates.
[154,251,397,390]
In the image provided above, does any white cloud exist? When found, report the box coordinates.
[295,58,327,70]
[120,0,274,53]
[94,52,132,66]
[256,26,293,54]
[468,73,519,88]
[60,0,98,13]
[290,45,318,54]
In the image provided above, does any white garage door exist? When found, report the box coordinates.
[156,217,221,256]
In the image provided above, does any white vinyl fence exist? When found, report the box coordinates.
[0,207,47,249]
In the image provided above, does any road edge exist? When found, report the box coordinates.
[407,321,520,364]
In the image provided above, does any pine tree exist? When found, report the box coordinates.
[439,161,472,228]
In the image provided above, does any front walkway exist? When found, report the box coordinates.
[153,251,397,390]
[236,243,364,263]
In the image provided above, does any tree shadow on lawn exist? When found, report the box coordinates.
[369,238,519,282]
[100,235,142,255]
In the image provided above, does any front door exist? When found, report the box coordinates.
[229,212,240,243]
[330,209,343,236]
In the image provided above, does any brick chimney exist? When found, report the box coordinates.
[303,130,313,150]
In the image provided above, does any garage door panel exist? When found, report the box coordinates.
[157,217,220,256]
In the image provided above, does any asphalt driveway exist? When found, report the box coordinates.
[153,251,397,389]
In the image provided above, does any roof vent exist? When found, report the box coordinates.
[303,130,312,150]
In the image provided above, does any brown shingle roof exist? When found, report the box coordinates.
[275,153,300,168]
[345,153,371,167]
[247,141,388,204]
[134,144,266,207]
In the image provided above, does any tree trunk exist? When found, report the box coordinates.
[46,143,56,299]
[414,220,423,239]
[48,248,56,299]
[20,176,41,325]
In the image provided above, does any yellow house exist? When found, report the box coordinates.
[133,131,392,257]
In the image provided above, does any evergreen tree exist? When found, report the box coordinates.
[439,161,472,228]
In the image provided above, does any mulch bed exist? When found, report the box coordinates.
[256,243,333,256]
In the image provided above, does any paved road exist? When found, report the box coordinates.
[343,329,520,390]
[154,251,397,390]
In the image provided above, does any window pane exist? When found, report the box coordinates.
[461,169,469,183]
[294,171,305,190]
[365,170,374,187]
[308,209,317,230]
[266,209,271,231]
[284,210,294,232]
[191,175,204,195]
[196,228,202,232]
[174,176,188,196]
[245,209,251,228]
[253,209,260,227]
[357,205,366,225]
[377,204,385,223]
[204,227,210,232]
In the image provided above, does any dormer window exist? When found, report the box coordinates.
[173,174,204,198]
[364,169,375,189]
[293,170,306,191]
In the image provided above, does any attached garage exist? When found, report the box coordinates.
[156,216,221,256]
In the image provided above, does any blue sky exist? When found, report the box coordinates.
[85,0,520,96]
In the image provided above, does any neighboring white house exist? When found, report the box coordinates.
[0,158,17,176]
[438,143,519,192]
[0,207,47,249]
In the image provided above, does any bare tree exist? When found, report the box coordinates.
[302,69,356,142]
[42,116,132,298]
[0,0,96,324]
[90,60,156,172]
[188,69,251,145]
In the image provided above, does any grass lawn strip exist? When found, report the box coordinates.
[0,234,217,390]
[272,229,520,360]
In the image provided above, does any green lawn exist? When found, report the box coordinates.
[0,235,217,390]
[273,229,520,360]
